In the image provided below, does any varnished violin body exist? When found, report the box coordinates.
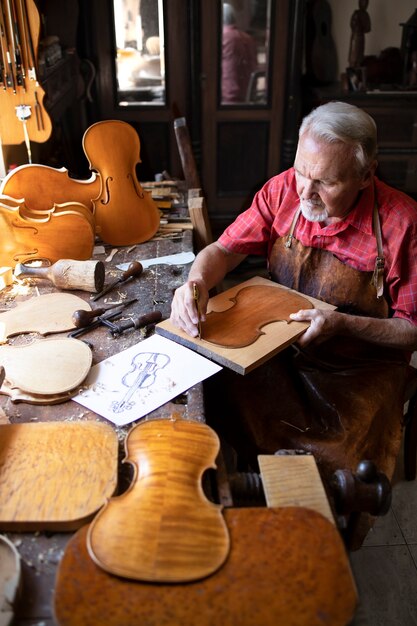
[0,164,99,213]
[83,120,160,245]
[201,284,313,347]
[87,417,230,582]
[0,196,94,266]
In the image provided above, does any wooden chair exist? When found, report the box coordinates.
[173,117,201,190]
[403,362,417,480]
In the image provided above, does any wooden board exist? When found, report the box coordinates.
[0,293,91,343]
[54,508,357,626]
[87,418,230,582]
[258,454,335,524]
[156,277,335,374]
[0,338,92,395]
[0,422,118,531]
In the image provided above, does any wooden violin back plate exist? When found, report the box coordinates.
[87,417,230,582]
[0,422,118,531]
[0,164,99,212]
[201,284,313,347]
[0,293,91,342]
[0,198,95,267]
[156,277,336,374]
[0,338,92,395]
[82,120,160,245]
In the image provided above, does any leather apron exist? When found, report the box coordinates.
[205,204,408,539]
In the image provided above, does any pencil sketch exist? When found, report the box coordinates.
[111,351,170,413]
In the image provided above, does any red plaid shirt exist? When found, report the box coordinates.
[218,168,417,325]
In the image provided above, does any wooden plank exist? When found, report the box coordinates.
[156,276,335,374]
[258,454,335,524]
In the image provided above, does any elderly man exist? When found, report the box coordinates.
[170,102,417,541]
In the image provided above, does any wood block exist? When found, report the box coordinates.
[54,508,357,626]
[156,277,335,374]
[0,267,13,291]
[258,454,335,524]
[0,422,118,531]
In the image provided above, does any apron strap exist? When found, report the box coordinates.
[285,207,301,248]
[371,200,385,299]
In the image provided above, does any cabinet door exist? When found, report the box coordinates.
[200,0,290,237]
[84,0,190,181]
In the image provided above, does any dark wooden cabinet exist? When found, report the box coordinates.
[311,88,417,197]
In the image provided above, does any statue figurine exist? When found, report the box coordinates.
[348,0,371,68]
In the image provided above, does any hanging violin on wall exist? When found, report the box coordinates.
[0,0,52,147]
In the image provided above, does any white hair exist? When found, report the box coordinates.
[299,101,377,175]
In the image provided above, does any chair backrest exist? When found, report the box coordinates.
[173,117,201,190]
[187,189,213,252]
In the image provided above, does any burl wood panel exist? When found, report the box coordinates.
[0,422,118,531]
[54,508,357,626]
[156,277,335,374]
[87,418,230,582]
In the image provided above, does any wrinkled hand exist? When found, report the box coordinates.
[170,280,209,337]
[289,309,342,347]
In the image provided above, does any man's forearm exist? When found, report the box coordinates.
[338,313,417,351]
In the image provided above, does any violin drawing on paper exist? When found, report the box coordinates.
[111,351,170,414]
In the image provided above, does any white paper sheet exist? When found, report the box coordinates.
[72,334,221,426]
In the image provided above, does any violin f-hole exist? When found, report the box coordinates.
[100,176,113,205]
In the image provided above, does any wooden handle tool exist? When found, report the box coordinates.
[14,259,105,293]
[72,298,138,328]
[92,261,143,301]
[110,310,163,336]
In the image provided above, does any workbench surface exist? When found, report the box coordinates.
[0,228,204,625]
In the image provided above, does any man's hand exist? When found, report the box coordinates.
[170,280,209,337]
[290,308,417,351]
[289,309,342,347]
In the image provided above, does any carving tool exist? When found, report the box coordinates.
[72,298,138,329]
[109,310,163,336]
[67,306,128,339]
[92,261,143,301]
[193,283,202,339]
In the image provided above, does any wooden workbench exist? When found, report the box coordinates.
[0,227,203,625]
[0,216,358,626]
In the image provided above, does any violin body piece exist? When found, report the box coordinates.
[0,164,100,213]
[0,338,92,395]
[87,417,230,582]
[0,292,91,343]
[201,284,314,347]
[83,120,160,245]
[0,196,95,267]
